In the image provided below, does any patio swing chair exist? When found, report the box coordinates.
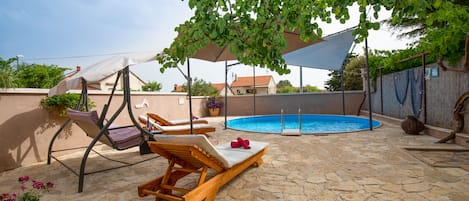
[47,67,157,193]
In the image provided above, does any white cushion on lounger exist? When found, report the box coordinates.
[139,115,212,132]
[152,134,268,168]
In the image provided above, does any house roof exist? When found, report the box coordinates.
[231,75,274,87]
[173,84,185,92]
[211,83,226,91]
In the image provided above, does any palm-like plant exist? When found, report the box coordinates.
[0,57,18,89]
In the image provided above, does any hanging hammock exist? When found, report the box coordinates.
[393,69,410,105]
[410,68,424,118]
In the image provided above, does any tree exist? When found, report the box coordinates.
[276,80,296,93]
[277,85,297,94]
[277,80,293,89]
[142,81,162,92]
[303,85,322,92]
[182,77,218,96]
[0,57,18,88]
[385,0,469,64]
[343,56,365,90]
[158,1,468,75]
[14,64,67,88]
[324,70,342,91]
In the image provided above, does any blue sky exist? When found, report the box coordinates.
[0,1,410,92]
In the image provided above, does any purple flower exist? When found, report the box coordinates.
[206,97,224,109]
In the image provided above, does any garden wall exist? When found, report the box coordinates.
[0,89,365,171]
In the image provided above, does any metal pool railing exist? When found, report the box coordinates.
[280,108,302,136]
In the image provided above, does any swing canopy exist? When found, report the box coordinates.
[48,51,160,96]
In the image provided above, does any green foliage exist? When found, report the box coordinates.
[303,85,322,92]
[343,56,364,90]
[0,57,18,88]
[15,64,67,88]
[158,1,467,76]
[277,85,297,94]
[276,80,293,88]
[182,77,218,96]
[0,57,68,89]
[325,70,342,91]
[141,81,162,92]
[277,79,322,93]
[158,0,386,74]
[387,0,469,64]
[40,93,95,116]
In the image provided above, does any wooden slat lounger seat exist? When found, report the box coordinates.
[138,135,268,201]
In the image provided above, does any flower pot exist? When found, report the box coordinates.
[209,108,220,116]
[401,115,425,135]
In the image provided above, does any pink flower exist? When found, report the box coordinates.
[46,182,54,188]
[18,176,29,183]
[20,185,27,191]
[32,180,45,189]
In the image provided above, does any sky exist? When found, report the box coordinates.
[0,0,411,92]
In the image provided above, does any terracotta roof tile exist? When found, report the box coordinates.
[211,83,225,91]
[231,75,274,87]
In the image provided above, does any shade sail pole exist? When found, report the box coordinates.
[341,69,345,115]
[224,61,228,129]
[187,58,194,134]
[300,66,303,93]
[253,66,256,116]
[365,37,373,130]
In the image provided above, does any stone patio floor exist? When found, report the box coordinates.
[1,117,469,201]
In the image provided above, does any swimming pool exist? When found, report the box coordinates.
[226,114,381,134]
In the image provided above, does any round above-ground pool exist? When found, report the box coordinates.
[226,114,381,134]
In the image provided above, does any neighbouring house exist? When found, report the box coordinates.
[230,75,276,95]
[65,66,146,91]
[173,84,185,92]
[211,83,234,96]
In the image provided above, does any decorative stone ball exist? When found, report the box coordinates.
[401,115,425,135]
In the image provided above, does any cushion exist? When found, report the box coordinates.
[153,135,268,168]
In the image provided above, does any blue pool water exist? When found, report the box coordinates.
[226,114,381,134]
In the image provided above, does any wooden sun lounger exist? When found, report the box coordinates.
[147,112,209,126]
[138,115,216,135]
[138,135,268,201]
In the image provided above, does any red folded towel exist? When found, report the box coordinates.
[230,137,251,149]
[230,139,250,148]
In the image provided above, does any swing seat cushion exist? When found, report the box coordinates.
[108,126,142,150]
[67,109,142,150]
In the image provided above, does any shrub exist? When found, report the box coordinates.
[40,93,95,116]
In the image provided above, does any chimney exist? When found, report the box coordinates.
[174,84,177,91]
[76,66,81,72]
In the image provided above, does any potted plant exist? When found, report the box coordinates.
[206,96,224,116]
[40,93,95,117]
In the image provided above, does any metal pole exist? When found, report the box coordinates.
[224,61,228,129]
[380,67,383,114]
[422,53,427,124]
[365,37,373,130]
[187,58,194,134]
[253,66,256,116]
[300,66,303,93]
[341,69,345,115]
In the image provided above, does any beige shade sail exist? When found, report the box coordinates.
[190,30,322,62]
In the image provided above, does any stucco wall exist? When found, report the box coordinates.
[0,89,365,171]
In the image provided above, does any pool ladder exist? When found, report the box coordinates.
[280,108,302,136]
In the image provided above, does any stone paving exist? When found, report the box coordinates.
[1,117,469,200]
